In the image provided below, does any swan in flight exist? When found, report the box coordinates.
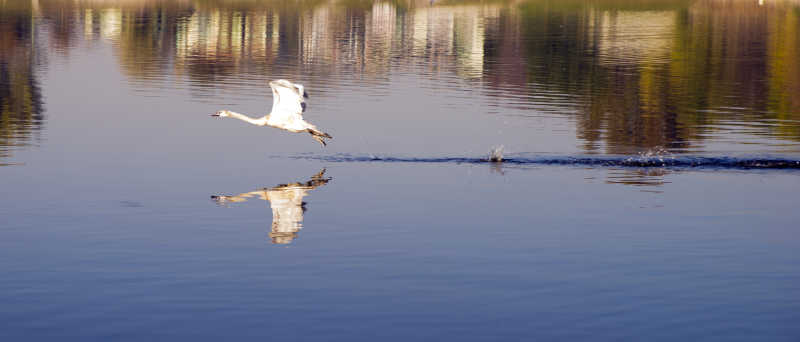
[211,169,331,244]
[211,79,333,146]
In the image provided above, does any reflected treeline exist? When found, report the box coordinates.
[0,1,45,163]
[514,0,800,153]
[211,169,331,245]
[21,0,506,83]
[2,0,800,157]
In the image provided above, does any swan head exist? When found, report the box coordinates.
[211,110,231,118]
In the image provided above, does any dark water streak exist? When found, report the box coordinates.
[297,154,800,170]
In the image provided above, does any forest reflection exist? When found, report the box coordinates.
[0,1,44,164]
[1,0,799,160]
[211,169,331,245]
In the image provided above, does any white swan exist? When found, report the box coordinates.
[211,79,332,146]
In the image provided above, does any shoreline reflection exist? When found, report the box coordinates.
[1,0,799,162]
[0,1,45,164]
[211,169,331,245]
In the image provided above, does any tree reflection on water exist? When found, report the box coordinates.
[1,0,799,165]
[0,1,45,164]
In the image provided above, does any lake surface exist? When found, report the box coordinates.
[1,0,799,340]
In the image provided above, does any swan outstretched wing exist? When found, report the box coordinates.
[269,79,308,122]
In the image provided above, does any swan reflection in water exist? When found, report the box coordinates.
[211,169,331,244]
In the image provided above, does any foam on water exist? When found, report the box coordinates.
[489,145,504,163]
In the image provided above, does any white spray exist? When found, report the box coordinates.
[488,145,504,162]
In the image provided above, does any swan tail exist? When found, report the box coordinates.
[307,128,332,147]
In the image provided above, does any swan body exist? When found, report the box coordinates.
[212,79,332,146]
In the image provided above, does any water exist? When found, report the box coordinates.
[1,0,799,340]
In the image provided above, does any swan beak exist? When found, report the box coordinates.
[210,112,221,117]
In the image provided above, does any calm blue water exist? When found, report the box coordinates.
[1,0,800,340]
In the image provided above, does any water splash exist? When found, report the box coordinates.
[624,147,676,166]
[488,145,504,162]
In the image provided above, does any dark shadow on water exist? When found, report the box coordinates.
[211,169,331,245]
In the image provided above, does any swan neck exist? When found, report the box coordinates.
[228,111,265,126]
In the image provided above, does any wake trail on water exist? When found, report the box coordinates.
[290,153,800,170]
